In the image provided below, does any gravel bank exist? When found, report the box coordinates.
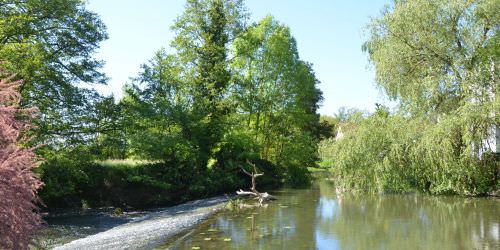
[53,196,228,250]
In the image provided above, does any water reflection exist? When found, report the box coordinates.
[164,175,500,250]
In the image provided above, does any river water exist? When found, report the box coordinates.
[163,175,499,250]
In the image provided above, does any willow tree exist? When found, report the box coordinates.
[364,0,498,116]
[331,0,499,195]
[364,0,499,155]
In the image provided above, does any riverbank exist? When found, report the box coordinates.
[51,196,228,250]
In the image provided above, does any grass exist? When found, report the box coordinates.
[318,157,334,168]
[307,167,327,173]
[96,159,160,168]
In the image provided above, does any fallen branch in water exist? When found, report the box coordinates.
[236,160,276,204]
[236,189,275,204]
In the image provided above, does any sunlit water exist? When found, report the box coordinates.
[163,175,499,250]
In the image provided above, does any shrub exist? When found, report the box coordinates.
[0,71,42,249]
[325,112,499,195]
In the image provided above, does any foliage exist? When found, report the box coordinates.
[0,0,324,212]
[37,147,92,207]
[39,157,172,208]
[38,157,278,209]
[322,0,500,196]
[329,110,498,195]
[318,115,338,139]
[0,69,42,249]
[363,0,499,115]
[230,16,322,184]
[225,198,243,210]
[0,0,109,145]
[120,2,323,190]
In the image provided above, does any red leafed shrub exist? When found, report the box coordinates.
[0,69,43,249]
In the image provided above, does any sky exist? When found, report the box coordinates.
[87,0,392,115]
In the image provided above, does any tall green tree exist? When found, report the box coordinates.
[170,0,247,167]
[0,0,108,144]
[122,50,192,160]
[231,16,323,184]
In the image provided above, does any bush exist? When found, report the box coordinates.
[38,131,289,209]
[38,158,89,208]
[0,71,43,249]
[324,112,499,195]
[39,155,285,209]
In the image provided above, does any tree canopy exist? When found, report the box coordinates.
[122,1,323,188]
[325,0,499,195]
[0,0,109,144]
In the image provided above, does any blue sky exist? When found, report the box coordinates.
[87,0,391,115]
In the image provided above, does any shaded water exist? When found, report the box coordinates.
[164,175,499,250]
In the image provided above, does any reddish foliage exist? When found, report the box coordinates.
[0,69,43,249]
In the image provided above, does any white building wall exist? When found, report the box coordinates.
[479,126,499,156]
[495,126,500,153]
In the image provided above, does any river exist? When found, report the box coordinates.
[162,174,499,250]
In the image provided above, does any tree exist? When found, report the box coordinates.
[171,0,248,167]
[122,50,192,160]
[364,0,498,118]
[236,161,275,204]
[0,69,43,249]
[327,0,499,195]
[364,0,499,157]
[0,0,108,144]
[318,115,338,139]
[231,16,323,184]
[121,2,323,189]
